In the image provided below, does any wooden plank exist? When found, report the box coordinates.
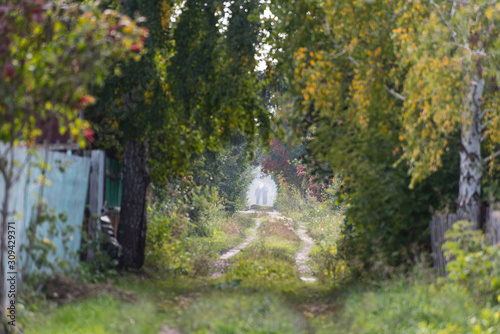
[430,212,462,275]
[492,211,500,244]
[486,209,500,245]
[34,142,82,151]
[87,150,105,261]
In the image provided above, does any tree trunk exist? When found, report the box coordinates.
[118,140,150,269]
[457,75,484,227]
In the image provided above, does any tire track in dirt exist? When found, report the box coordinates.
[160,211,316,333]
[211,213,261,278]
[211,210,316,281]
[266,211,316,282]
[295,223,316,282]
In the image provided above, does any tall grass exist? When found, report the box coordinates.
[146,190,257,276]
[321,277,482,334]
[179,292,312,334]
[22,295,163,333]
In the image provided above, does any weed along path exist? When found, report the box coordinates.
[211,212,262,278]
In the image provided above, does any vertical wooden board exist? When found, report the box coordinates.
[486,209,500,245]
[88,150,105,260]
[492,211,500,244]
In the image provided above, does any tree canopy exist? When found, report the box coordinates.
[85,0,273,268]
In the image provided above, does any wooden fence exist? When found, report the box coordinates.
[430,207,500,274]
[486,208,500,245]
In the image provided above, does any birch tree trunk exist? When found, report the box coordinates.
[118,140,150,268]
[457,75,484,227]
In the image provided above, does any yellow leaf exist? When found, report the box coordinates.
[485,7,494,20]
[75,118,83,128]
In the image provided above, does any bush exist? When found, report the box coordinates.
[188,185,227,237]
[274,182,308,220]
[415,220,500,333]
[329,277,486,334]
[443,220,500,303]
[146,185,256,277]
[145,202,191,275]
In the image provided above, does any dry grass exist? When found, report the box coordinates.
[223,221,243,236]
[44,274,136,304]
[259,218,300,241]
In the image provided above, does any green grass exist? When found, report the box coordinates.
[29,273,487,334]
[202,213,256,253]
[315,277,485,334]
[23,295,163,334]
[223,215,303,288]
[225,244,298,282]
[21,275,217,333]
[179,292,312,334]
[20,211,315,333]
[25,210,497,334]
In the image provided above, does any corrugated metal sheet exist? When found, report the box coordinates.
[105,157,122,208]
[0,146,90,275]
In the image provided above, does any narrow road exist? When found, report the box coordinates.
[161,210,317,333]
[212,210,317,282]
[266,211,317,282]
[211,214,262,278]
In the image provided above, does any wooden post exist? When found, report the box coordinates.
[486,208,500,245]
[430,210,474,275]
[87,150,105,261]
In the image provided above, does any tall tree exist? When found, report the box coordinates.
[0,0,143,317]
[265,0,460,263]
[190,133,255,213]
[394,0,500,226]
[89,0,271,269]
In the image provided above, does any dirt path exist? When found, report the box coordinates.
[295,223,317,282]
[160,210,317,333]
[211,213,262,278]
[265,211,316,281]
[228,210,317,282]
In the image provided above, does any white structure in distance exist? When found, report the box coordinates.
[246,167,277,207]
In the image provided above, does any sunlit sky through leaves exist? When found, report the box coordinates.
[170,1,274,72]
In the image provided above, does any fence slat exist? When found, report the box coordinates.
[431,208,500,274]
[486,209,500,245]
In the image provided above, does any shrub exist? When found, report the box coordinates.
[274,182,308,220]
[443,220,500,303]
[145,202,191,275]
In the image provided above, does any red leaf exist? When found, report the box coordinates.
[4,62,14,78]
[84,128,95,144]
[130,44,141,52]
